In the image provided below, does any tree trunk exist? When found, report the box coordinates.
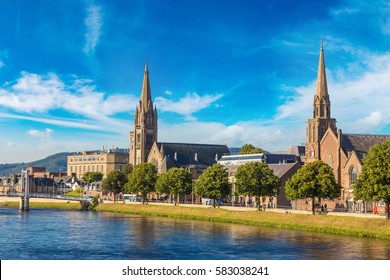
[174,194,177,206]
[213,197,216,208]
[257,196,261,211]
[386,201,390,220]
[311,197,315,215]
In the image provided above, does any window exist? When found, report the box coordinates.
[310,147,315,158]
[350,166,358,186]
[326,153,333,168]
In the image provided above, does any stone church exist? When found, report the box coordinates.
[129,62,229,178]
[301,44,390,213]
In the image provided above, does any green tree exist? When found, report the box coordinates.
[89,195,100,211]
[195,163,230,207]
[156,167,192,206]
[239,144,265,154]
[101,170,128,196]
[82,171,103,184]
[235,162,280,210]
[125,163,157,203]
[123,164,133,175]
[285,161,339,214]
[355,140,390,219]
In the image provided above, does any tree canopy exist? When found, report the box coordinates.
[156,167,192,206]
[195,163,230,207]
[101,170,127,195]
[235,162,280,210]
[354,139,390,219]
[82,171,103,184]
[285,161,339,214]
[239,144,265,155]
[125,163,157,203]
[122,164,133,175]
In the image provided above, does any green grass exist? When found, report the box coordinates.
[63,188,84,197]
[0,201,82,210]
[96,203,390,240]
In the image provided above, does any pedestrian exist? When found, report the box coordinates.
[374,205,378,215]
[324,203,327,212]
[321,205,324,214]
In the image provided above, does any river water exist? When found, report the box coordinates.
[1,207,390,260]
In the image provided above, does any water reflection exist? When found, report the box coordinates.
[1,207,390,260]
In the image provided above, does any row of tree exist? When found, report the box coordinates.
[91,161,281,210]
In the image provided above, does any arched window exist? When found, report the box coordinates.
[310,147,315,158]
[350,166,358,186]
[326,153,333,168]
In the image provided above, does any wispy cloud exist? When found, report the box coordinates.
[83,2,103,55]
[155,92,223,120]
[0,72,136,132]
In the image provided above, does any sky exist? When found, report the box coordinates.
[1,0,390,164]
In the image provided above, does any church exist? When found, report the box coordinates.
[129,62,230,178]
[301,44,390,213]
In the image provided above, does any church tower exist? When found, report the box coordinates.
[129,62,158,166]
[305,43,337,163]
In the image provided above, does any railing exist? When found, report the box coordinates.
[0,192,85,201]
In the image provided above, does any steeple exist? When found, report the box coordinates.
[305,41,337,163]
[129,61,158,166]
[140,61,152,111]
[313,41,331,119]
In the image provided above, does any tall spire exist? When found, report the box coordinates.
[315,40,329,101]
[141,60,152,111]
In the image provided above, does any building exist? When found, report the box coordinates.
[218,153,300,166]
[224,162,301,208]
[129,62,229,176]
[300,44,390,213]
[67,148,129,179]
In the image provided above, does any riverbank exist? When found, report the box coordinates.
[96,203,390,240]
[0,197,82,210]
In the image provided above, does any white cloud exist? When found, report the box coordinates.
[0,72,136,132]
[83,3,103,55]
[0,60,4,68]
[159,120,302,152]
[164,90,173,95]
[26,128,54,139]
[155,92,223,120]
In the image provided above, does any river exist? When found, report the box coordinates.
[1,207,390,260]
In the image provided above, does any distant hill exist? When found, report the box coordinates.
[0,152,74,176]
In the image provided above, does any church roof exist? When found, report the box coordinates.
[157,142,230,167]
[341,133,390,161]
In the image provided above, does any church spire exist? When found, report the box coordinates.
[313,41,331,118]
[315,40,329,101]
[141,60,152,111]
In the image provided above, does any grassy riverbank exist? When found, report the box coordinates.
[97,203,390,240]
[0,201,82,210]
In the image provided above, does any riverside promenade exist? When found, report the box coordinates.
[116,201,387,219]
[0,196,385,219]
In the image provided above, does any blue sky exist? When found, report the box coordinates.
[1,0,390,164]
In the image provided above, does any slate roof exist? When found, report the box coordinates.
[225,162,300,178]
[341,134,390,161]
[33,177,56,186]
[264,154,299,164]
[157,142,230,167]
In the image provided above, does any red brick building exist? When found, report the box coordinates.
[297,44,390,213]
